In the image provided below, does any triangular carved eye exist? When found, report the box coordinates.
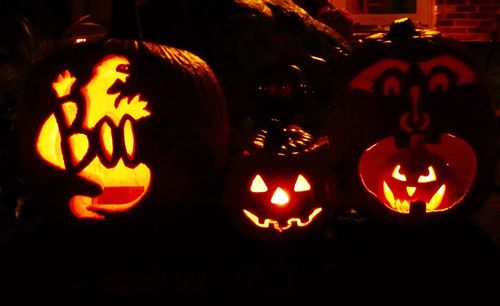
[250,175,268,193]
[294,174,311,192]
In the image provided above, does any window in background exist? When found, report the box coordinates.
[331,0,435,27]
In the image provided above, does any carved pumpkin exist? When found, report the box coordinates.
[224,121,334,241]
[19,37,228,222]
[328,19,496,224]
[358,134,478,216]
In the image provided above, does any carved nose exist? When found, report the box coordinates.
[271,187,289,206]
[410,86,421,123]
[406,186,416,197]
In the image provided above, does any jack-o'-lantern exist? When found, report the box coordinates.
[35,55,152,220]
[224,120,335,241]
[328,19,496,224]
[358,134,478,218]
[19,36,228,223]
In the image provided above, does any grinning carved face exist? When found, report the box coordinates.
[224,123,331,238]
[35,55,152,220]
[243,173,322,232]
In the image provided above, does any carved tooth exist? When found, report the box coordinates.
[427,184,446,212]
[383,181,396,208]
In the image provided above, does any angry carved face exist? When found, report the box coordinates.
[381,153,453,214]
[358,135,477,215]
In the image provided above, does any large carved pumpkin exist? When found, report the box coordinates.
[19,36,228,223]
[223,120,335,242]
[328,19,496,224]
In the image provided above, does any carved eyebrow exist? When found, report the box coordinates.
[418,55,476,85]
[349,59,410,92]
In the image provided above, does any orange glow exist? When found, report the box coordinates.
[250,175,268,193]
[99,122,114,161]
[391,164,406,181]
[61,102,78,127]
[270,187,289,206]
[406,186,416,197]
[383,181,446,213]
[294,174,310,192]
[242,208,323,232]
[68,133,89,166]
[418,166,436,183]
[123,119,135,159]
[36,114,65,170]
[36,55,152,220]
[427,184,446,211]
[52,70,76,98]
[249,125,324,155]
[359,135,476,215]
[69,158,151,216]
[81,55,150,128]
[69,195,105,220]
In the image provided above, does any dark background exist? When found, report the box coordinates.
[0,0,498,302]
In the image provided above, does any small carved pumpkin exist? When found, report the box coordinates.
[19,37,228,222]
[224,121,334,241]
[328,19,496,224]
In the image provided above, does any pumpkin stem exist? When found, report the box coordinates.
[111,0,143,40]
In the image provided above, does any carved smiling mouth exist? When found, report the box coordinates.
[242,208,323,232]
[383,181,446,213]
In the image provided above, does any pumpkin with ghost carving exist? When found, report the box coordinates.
[328,19,496,224]
[223,121,335,241]
[19,37,228,223]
